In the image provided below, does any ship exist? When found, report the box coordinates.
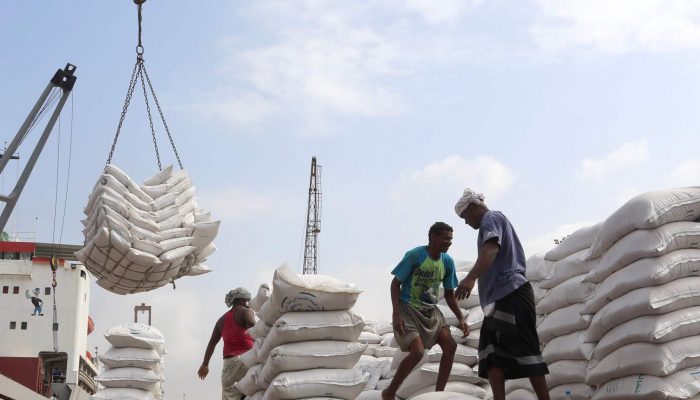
[0,240,97,400]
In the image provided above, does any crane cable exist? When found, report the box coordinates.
[106,0,183,171]
[48,92,75,353]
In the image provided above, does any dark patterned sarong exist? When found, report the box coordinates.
[478,282,549,380]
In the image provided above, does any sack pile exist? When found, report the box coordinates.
[92,323,166,400]
[516,187,700,400]
[579,188,700,400]
[76,164,219,294]
[506,223,600,400]
[236,265,369,399]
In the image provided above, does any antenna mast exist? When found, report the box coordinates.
[303,157,322,274]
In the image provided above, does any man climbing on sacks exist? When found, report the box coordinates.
[199,287,256,400]
[382,222,468,400]
[454,189,549,400]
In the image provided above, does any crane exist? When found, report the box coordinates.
[0,64,77,233]
[302,157,322,274]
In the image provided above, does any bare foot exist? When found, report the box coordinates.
[381,389,395,400]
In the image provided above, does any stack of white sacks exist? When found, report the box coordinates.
[506,224,601,400]
[510,187,700,400]
[580,188,700,400]
[357,262,491,400]
[76,164,220,294]
[92,323,166,400]
[235,264,369,399]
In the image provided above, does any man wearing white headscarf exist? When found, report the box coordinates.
[454,189,550,400]
[199,287,256,400]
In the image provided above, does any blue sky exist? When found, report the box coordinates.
[2,1,700,398]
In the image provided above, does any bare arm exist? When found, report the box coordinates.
[444,289,469,336]
[456,239,500,300]
[390,278,406,336]
[198,316,223,379]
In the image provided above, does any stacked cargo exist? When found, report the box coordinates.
[92,323,166,400]
[76,164,219,294]
[236,265,369,399]
[580,188,700,400]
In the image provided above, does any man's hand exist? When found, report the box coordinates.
[197,364,209,380]
[457,318,469,338]
[393,312,406,336]
[456,276,476,300]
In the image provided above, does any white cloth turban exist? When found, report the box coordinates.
[454,188,485,216]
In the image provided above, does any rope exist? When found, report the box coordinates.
[58,92,74,245]
[51,114,61,248]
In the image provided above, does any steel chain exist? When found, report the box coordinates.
[142,65,184,169]
[138,67,162,170]
[107,60,141,164]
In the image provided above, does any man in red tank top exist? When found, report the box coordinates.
[198,287,256,400]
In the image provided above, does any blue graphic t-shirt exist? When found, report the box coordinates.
[391,246,458,313]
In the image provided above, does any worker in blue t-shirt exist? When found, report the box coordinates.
[382,222,468,400]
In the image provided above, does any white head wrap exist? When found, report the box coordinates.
[225,287,251,307]
[454,188,485,217]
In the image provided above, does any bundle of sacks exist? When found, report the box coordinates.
[358,261,491,400]
[578,187,700,400]
[513,187,700,400]
[507,223,601,400]
[235,264,369,399]
[76,164,220,294]
[92,323,166,400]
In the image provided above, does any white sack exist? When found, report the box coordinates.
[542,331,594,364]
[538,249,599,290]
[584,221,700,283]
[104,323,166,354]
[536,274,596,314]
[359,331,384,344]
[525,254,554,282]
[426,344,478,366]
[258,340,366,385]
[269,264,362,312]
[408,382,486,399]
[91,388,156,400]
[594,306,700,362]
[235,364,263,396]
[354,355,388,390]
[582,249,700,314]
[396,363,483,399]
[586,336,700,386]
[410,393,482,400]
[506,389,536,400]
[247,320,272,340]
[549,383,593,400]
[583,277,700,342]
[95,367,163,392]
[538,303,591,343]
[546,360,587,388]
[249,283,271,312]
[100,347,161,370]
[592,365,700,400]
[262,368,368,400]
[259,310,364,361]
[545,223,601,262]
[589,187,700,259]
[437,304,469,326]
